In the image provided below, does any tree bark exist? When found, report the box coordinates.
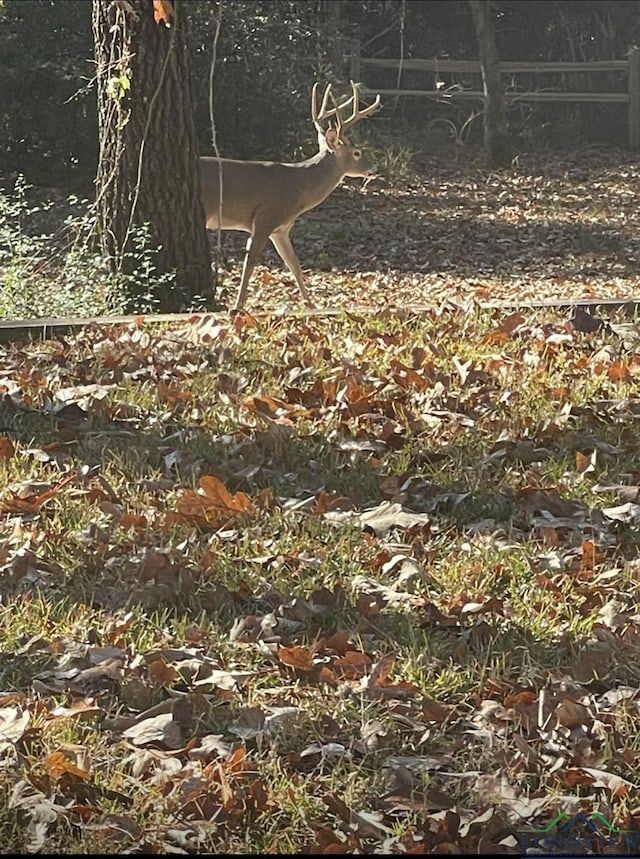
[92,0,212,311]
[468,0,512,168]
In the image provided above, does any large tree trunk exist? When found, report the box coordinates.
[92,0,212,311]
[468,0,511,168]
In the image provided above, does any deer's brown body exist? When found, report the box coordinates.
[200,82,381,311]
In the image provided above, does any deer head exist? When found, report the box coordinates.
[311,81,381,178]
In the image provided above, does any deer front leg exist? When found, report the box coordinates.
[270,227,315,308]
[233,231,270,311]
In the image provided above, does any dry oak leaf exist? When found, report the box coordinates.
[40,750,90,782]
[244,393,311,423]
[122,712,182,749]
[0,707,30,752]
[553,697,593,730]
[563,766,634,796]
[325,500,430,538]
[0,473,75,515]
[420,695,451,724]
[146,658,179,688]
[278,645,316,673]
[481,311,525,345]
[0,436,15,460]
[49,698,104,721]
[153,0,173,24]
[177,475,255,522]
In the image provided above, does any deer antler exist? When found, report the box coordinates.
[312,81,381,137]
[312,83,345,133]
[337,81,382,133]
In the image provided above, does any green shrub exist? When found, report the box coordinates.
[0,178,191,319]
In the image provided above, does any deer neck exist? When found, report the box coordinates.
[295,148,346,214]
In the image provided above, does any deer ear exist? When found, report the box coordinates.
[324,128,341,151]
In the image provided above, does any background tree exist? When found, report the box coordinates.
[92,0,212,311]
[4,0,640,192]
[468,0,511,167]
[0,0,96,187]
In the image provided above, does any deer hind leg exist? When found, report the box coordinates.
[233,229,270,311]
[270,228,315,308]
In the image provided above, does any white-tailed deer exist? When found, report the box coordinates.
[199,81,381,311]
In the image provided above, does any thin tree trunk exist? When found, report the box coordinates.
[93,0,212,311]
[468,0,511,168]
[322,0,344,73]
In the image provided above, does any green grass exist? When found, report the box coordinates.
[0,305,640,851]
[4,145,640,849]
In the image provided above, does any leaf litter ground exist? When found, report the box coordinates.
[3,149,640,853]
[215,146,640,312]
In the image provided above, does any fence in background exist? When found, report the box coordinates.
[349,45,640,149]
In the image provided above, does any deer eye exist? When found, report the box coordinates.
[353,149,361,158]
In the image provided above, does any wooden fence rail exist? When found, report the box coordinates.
[350,45,640,149]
